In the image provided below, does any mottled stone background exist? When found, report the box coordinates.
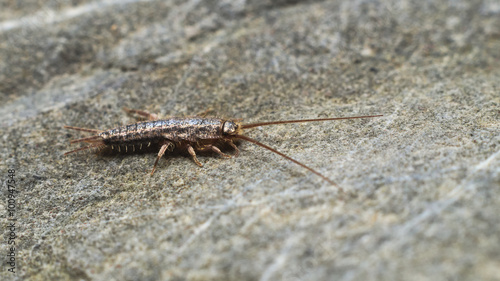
[1,0,499,280]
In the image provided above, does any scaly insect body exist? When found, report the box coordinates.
[102,118,224,143]
[64,108,382,189]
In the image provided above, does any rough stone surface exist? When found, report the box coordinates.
[1,0,499,280]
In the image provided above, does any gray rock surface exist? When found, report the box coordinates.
[1,0,499,280]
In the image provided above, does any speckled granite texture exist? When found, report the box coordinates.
[1,0,499,280]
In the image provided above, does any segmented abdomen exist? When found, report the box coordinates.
[99,117,224,144]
